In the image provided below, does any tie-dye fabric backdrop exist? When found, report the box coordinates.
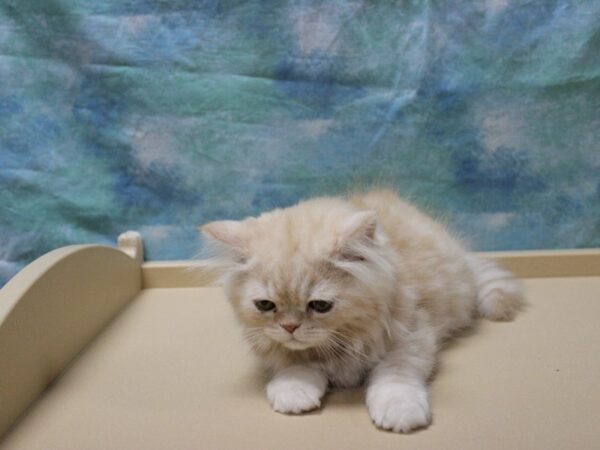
[1,0,599,286]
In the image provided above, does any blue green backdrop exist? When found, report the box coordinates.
[1,0,600,286]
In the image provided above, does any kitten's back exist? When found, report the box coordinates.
[350,189,462,259]
[350,189,523,330]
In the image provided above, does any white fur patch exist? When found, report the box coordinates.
[266,366,327,414]
[366,382,431,433]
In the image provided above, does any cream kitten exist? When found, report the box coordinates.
[201,189,523,433]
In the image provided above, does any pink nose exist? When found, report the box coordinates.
[281,323,300,334]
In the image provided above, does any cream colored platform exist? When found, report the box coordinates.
[1,244,600,449]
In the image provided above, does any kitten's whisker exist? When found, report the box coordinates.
[324,343,344,362]
[328,331,368,357]
[315,344,335,362]
[334,339,370,365]
[328,330,373,362]
[325,334,370,366]
[242,328,273,354]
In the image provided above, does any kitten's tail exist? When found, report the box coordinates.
[468,255,525,321]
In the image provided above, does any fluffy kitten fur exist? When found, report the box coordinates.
[201,189,523,433]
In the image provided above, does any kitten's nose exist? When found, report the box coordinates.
[280,323,300,334]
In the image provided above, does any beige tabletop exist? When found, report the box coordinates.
[2,277,600,450]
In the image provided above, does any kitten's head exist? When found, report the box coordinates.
[201,198,397,356]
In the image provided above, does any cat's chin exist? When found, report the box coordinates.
[281,340,314,351]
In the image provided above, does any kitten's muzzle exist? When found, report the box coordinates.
[280,323,300,334]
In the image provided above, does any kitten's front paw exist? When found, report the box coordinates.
[266,370,325,414]
[367,383,431,433]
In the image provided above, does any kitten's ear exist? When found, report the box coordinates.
[333,211,378,260]
[339,211,377,242]
[200,220,248,259]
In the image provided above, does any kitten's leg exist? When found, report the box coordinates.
[266,365,327,414]
[366,322,437,433]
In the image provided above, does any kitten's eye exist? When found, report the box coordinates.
[253,299,276,312]
[307,300,333,313]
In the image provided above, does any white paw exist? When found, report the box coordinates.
[267,379,322,414]
[367,383,431,433]
[266,367,326,414]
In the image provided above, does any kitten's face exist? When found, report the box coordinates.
[229,261,368,351]
[202,198,397,354]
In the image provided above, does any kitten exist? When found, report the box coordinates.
[200,189,523,433]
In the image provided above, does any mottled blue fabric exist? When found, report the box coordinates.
[1,0,599,286]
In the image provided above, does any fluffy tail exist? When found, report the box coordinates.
[468,255,525,321]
